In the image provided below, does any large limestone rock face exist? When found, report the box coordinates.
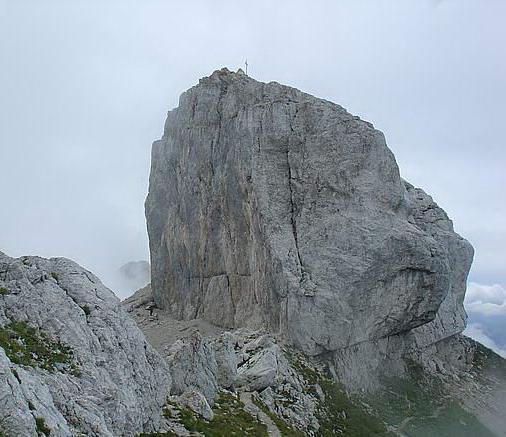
[0,252,170,436]
[146,68,473,356]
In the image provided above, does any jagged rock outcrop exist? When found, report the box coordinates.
[124,285,506,436]
[165,331,220,404]
[0,252,170,436]
[145,68,473,362]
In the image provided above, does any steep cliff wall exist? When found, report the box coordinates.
[146,68,473,358]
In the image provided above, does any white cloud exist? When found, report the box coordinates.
[464,282,506,316]
[464,282,506,358]
[463,323,506,359]
[0,1,505,303]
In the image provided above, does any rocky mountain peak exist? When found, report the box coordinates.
[146,68,473,364]
[2,70,504,437]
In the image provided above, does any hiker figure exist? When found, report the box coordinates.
[146,302,156,316]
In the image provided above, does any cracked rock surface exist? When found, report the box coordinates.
[146,68,474,357]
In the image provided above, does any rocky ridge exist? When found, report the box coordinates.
[0,251,504,435]
[0,252,170,436]
[124,286,506,436]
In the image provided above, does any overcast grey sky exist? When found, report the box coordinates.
[1,0,504,343]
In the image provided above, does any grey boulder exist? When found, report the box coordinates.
[177,389,214,420]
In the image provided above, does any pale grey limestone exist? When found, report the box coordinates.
[177,389,214,420]
[0,252,170,436]
[160,326,321,434]
[164,331,219,404]
[236,337,281,392]
[211,331,238,389]
[146,68,474,359]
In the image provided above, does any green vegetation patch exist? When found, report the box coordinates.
[81,305,91,316]
[0,287,9,295]
[285,349,393,437]
[251,395,305,437]
[317,378,394,436]
[168,391,268,437]
[369,360,495,437]
[35,417,51,436]
[472,340,506,380]
[0,321,80,375]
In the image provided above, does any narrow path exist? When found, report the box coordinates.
[240,392,281,437]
